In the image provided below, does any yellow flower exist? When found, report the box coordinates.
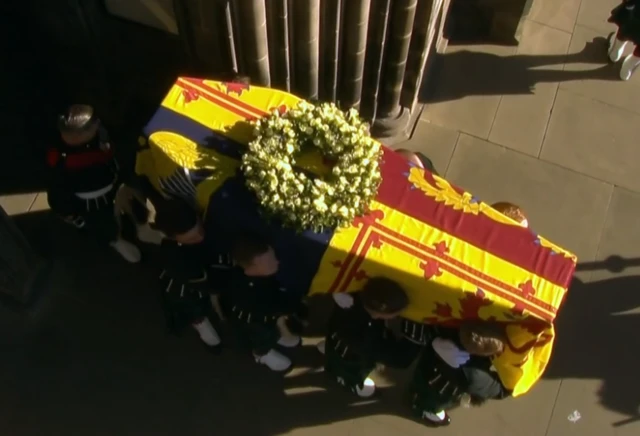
[338,206,349,217]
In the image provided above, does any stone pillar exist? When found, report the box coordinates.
[319,0,343,102]
[400,0,444,110]
[266,0,292,91]
[232,0,271,86]
[372,0,418,137]
[361,0,391,120]
[0,206,43,305]
[339,0,372,109]
[290,0,320,99]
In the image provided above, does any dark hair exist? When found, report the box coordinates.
[459,322,506,356]
[135,176,198,236]
[58,104,97,133]
[360,277,409,315]
[231,232,271,266]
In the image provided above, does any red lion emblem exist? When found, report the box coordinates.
[223,81,250,96]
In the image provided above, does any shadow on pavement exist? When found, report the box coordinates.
[421,36,620,104]
[545,256,640,427]
[1,210,423,436]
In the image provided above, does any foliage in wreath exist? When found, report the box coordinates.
[242,101,383,232]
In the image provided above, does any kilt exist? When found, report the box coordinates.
[609,2,640,44]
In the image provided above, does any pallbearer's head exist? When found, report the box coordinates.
[58,104,100,146]
[360,277,409,320]
[491,202,529,228]
[459,322,506,357]
[231,232,279,276]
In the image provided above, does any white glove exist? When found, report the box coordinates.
[332,292,354,309]
[432,338,470,368]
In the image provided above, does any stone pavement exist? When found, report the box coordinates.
[1,0,639,434]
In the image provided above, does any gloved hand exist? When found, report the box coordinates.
[333,292,354,309]
[432,337,471,368]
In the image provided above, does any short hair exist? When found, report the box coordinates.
[360,277,409,315]
[491,202,527,226]
[459,323,506,356]
[58,104,97,133]
[231,232,271,266]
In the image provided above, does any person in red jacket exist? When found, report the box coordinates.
[607,0,640,80]
[46,104,141,262]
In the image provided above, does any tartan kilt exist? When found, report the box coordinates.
[410,348,467,415]
[324,333,376,390]
[609,3,640,44]
[159,273,213,333]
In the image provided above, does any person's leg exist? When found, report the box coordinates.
[324,340,376,398]
[608,30,629,63]
[190,295,222,348]
[249,324,292,372]
[409,370,453,427]
[86,203,141,262]
[620,43,640,80]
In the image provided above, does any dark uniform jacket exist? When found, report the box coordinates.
[326,295,418,369]
[46,127,119,217]
[224,269,301,326]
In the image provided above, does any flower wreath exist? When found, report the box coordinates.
[242,101,383,232]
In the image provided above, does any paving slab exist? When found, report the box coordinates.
[540,186,640,436]
[29,192,49,213]
[540,89,640,191]
[370,378,562,436]
[577,0,621,34]
[561,25,640,114]
[445,134,612,264]
[394,120,459,175]
[528,0,583,33]
[489,20,571,156]
[421,44,517,138]
[0,193,36,216]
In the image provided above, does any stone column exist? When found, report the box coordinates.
[0,206,43,305]
[232,0,271,86]
[400,0,444,110]
[339,0,372,109]
[319,0,343,102]
[290,0,320,100]
[373,0,418,137]
[266,0,292,91]
[360,0,391,120]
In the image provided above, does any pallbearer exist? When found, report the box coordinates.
[318,278,420,398]
[225,232,308,372]
[46,104,151,262]
[409,322,510,427]
[141,178,230,351]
